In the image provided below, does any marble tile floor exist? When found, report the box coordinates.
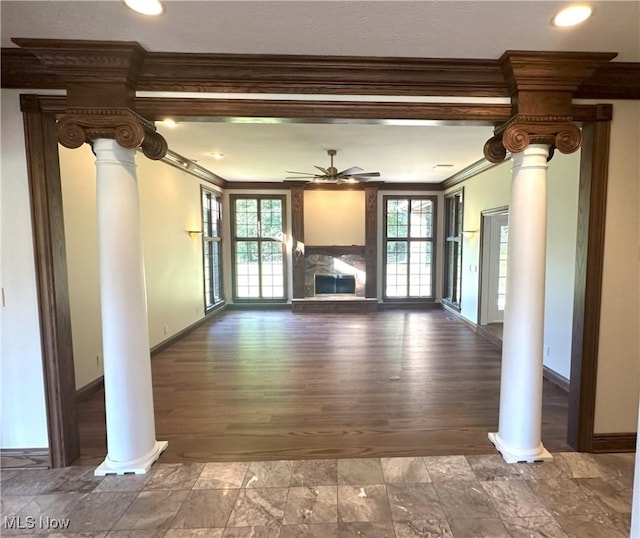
[0,452,635,538]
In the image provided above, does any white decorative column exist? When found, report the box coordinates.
[488,144,553,463]
[93,138,167,475]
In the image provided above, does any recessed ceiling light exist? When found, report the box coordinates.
[552,5,593,27]
[209,152,224,160]
[123,0,165,16]
[158,119,177,128]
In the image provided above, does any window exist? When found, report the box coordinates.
[202,188,223,310]
[443,190,463,309]
[231,195,286,300]
[384,196,436,299]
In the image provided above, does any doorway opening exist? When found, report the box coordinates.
[479,207,509,342]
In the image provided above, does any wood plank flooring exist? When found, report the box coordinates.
[76,309,570,464]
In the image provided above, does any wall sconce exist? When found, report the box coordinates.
[187,230,203,238]
[294,241,305,258]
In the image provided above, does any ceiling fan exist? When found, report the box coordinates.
[285,149,381,184]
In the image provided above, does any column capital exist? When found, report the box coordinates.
[57,107,168,160]
[483,114,582,163]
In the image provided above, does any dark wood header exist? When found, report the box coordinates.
[2,40,638,99]
[305,245,366,257]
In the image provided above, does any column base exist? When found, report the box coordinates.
[488,432,552,464]
[94,440,168,476]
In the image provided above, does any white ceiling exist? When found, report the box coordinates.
[155,121,497,183]
[2,1,638,183]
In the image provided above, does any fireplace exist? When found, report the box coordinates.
[315,273,356,295]
[304,248,366,298]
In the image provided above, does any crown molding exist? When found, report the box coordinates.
[2,40,637,99]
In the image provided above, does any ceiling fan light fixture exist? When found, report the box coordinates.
[123,0,165,16]
[552,5,593,27]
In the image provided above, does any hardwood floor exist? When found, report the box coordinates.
[76,309,570,464]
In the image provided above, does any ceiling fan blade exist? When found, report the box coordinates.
[314,165,329,174]
[350,171,381,177]
[337,166,363,176]
[285,176,316,180]
[286,170,317,175]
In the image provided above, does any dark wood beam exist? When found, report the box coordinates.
[3,40,635,99]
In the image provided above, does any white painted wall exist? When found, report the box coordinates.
[0,90,49,448]
[593,100,640,434]
[446,151,581,380]
[59,144,219,389]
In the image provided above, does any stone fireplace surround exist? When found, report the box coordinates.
[303,246,366,298]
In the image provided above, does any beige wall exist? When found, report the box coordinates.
[445,150,581,380]
[593,100,640,433]
[448,163,511,323]
[59,145,218,389]
[544,151,581,380]
[304,190,365,246]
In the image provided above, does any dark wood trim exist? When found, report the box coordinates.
[163,149,227,189]
[364,186,378,299]
[291,298,379,313]
[76,376,105,401]
[379,301,442,311]
[228,193,288,302]
[0,448,50,470]
[21,95,80,468]
[543,366,570,393]
[305,245,366,257]
[568,117,612,452]
[4,43,637,98]
[441,158,506,190]
[442,303,502,348]
[226,182,294,190]
[139,98,511,124]
[591,433,637,453]
[226,302,291,310]
[579,62,640,100]
[475,324,503,349]
[381,194,438,301]
[151,304,227,356]
[290,186,305,299]
[222,181,440,192]
[16,94,617,125]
